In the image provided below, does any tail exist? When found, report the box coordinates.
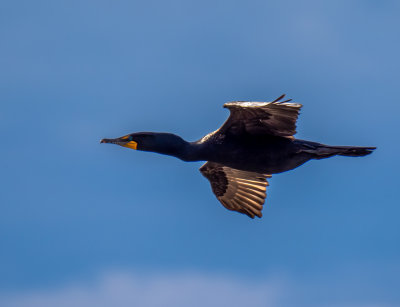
[299,141,376,159]
[324,145,376,157]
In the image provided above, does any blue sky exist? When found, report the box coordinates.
[1,0,399,306]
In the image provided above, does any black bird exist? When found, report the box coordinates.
[101,95,375,218]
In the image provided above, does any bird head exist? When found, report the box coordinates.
[100,132,187,154]
[100,132,158,151]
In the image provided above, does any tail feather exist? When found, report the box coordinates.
[300,142,376,158]
[329,145,376,157]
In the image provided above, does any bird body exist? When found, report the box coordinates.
[195,133,311,174]
[101,95,375,219]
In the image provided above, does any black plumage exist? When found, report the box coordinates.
[101,95,375,218]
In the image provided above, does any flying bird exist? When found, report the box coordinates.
[101,95,375,218]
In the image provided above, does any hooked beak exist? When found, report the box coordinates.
[100,138,121,144]
[100,137,137,150]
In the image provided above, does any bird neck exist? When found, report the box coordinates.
[144,133,203,162]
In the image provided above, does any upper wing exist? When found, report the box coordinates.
[200,162,271,218]
[218,94,302,137]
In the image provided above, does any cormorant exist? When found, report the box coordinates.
[101,94,375,218]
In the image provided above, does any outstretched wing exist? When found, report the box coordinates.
[200,162,271,218]
[218,94,302,137]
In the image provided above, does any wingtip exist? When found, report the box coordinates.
[271,94,286,103]
[246,211,262,219]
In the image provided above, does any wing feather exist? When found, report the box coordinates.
[218,94,302,137]
[200,162,271,218]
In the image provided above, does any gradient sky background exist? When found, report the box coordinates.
[1,0,399,306]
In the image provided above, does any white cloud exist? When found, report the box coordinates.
[0,271,395,307]
[0,271,283,307]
